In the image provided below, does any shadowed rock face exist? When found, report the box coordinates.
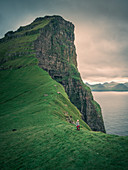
[34,16,106,133]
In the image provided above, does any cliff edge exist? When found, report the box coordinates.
[0,15,105,132]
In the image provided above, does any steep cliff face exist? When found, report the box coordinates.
[34,16,105,132]
[0,15,105,132]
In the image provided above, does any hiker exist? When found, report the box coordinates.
[76,120,80,130]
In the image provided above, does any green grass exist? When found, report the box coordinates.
[0,65,128,169]
[1,57,38,69]
[0,34,39,65]
[91,100,102,116]
[15,18,52,36]
[69,63,81,80]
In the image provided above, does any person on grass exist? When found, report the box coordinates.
[76,120,80,130]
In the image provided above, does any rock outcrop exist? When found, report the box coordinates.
[34,16,106,132]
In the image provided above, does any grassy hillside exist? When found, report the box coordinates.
[0,64,128,169]
[0,16,128,169]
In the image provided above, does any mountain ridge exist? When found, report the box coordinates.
[86,82,128,91]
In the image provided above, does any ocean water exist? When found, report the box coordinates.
[92,92,128,136]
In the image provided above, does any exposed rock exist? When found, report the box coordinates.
[57,92,61,94]
[64,112,75,124]
[44,94,48,96]
[5,31,14,38]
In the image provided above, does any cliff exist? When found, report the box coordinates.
[34,16,105,132]
[0,15,105,132]
[1,15,128,170]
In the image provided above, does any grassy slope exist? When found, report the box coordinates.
[0,65,128,170]
[0,17,128,169]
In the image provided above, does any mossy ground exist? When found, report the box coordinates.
[0,65,128,170]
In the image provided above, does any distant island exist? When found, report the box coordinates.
[86,82,128,91]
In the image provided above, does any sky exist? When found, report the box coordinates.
[0,0,128,84]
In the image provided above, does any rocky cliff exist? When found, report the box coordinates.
[33,16,105,132]
[0,15,105,132]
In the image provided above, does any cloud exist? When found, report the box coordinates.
[75,16,128,83]
[0,0,127,83]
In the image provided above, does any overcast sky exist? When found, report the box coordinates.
[0,0,128,84]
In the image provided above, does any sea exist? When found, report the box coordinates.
[92,91,128,136]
